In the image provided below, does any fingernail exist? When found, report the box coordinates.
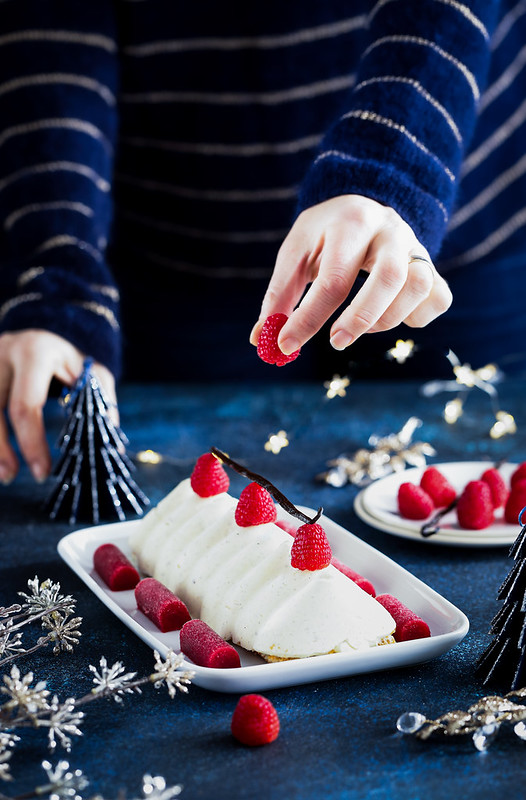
[330,331,354,351]
[279,337,301,356]
[0,462,14,485]
[30,461,48,483]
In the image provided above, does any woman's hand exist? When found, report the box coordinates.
[0,329,117,484]
[250,195,452,354]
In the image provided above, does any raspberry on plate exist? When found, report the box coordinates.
[231,694,280,746]
[235,482,277,527]
[190,453,230,498]
[420,466,456,508]
[397,482,434,520]
[257,313,300,366]
[510,462,526,488]
[504,478,526,525]
[456,480,494,529]
[290,522,332,570]
[481,467,509,508]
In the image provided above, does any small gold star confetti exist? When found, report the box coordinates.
[264,430,289,454]
[323,374,351,399]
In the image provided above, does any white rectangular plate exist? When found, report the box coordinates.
[57,509,469,693]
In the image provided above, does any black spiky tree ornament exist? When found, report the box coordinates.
[45,359,149,524]
[476,508,526,690]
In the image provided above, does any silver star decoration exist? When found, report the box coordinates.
[39,759,89,800]
[44,696,85,752]
[141,774,183,800]
[150,650,194,699]
[0,665,49,713]
[89,656,140,703]
[318,417,436,487]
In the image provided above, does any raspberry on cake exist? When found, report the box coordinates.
[235,482,277,527]
[190,452,230,497]
[290,523,332,570]
[129,451,396,660]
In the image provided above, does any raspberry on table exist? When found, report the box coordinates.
[420,466,456,508]
[397,482,434,520]
[290,522,332,570]
[190,452,230,497]
[231,694,280,746]
[456,480,494,529]
[235,482,277,527]
[257,313,300,366]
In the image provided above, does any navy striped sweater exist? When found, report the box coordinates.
[0,0,524,379]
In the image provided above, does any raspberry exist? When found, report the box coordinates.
[456,480,494,529]
[481,467,509,508]
[179,619,241,668]
[331,558,376,596]
[504,479,526,524]
[235,482,277,527]
[375,594,430,641]
[231,694,280,746]
[290,522,332,570]
[93,543,140,591]
[511,462,526,488]
[190,453,230,497]
[420,466,456,508]
[397,483,434,520]
[257,313,300,366]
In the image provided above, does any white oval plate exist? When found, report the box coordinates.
[354,461,520,547]
[58,506,469,692]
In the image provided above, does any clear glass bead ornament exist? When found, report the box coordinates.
[396,711,426,734]
[513,721,526,740]
[472,722,499,751]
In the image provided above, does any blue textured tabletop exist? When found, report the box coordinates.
[1,379,526,800]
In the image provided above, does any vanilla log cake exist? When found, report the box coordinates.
[129,453,395,661]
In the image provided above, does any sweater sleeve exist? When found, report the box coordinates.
[0,1,121,377]
[296,0,501,259]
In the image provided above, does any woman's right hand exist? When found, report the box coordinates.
[0,329,117,484]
